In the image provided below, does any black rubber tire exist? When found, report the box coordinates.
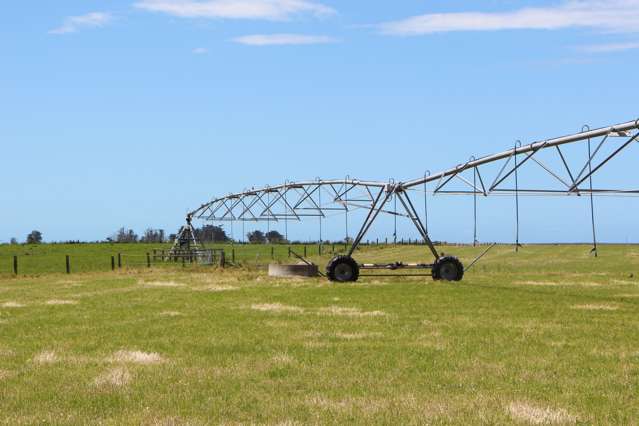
[326,255,360,282]
[432,256,464,281]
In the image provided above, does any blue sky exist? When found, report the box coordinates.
[2,0,639,244]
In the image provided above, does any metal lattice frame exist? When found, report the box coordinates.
[402,119,639,196]
[190,179,389,223]
[184,118,639,275]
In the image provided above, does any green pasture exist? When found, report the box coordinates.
[1,244,638,424]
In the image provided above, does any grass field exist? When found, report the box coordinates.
[1,244,638,424]
[0,242,344,275]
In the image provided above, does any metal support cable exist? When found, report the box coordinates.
[471,158,477,247]
[284,182,289,242]
[266,190,271,234]
[514,141,521,252]
[345,176,349,243]
[585,125,598,257]
[318,178,322,243]
[394,191,397,244]
[423,170,430,236]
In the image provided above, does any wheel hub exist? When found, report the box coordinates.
[334,263,354,281]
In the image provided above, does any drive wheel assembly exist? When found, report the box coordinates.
[326,255,360,282]
[432,256,464,281]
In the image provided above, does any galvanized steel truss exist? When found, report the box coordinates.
[187,119,639,262]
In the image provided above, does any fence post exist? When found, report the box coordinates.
[13,256,18,275]
[65,255,70,274]
[288,246,291,258]
[220,251,226,268]
[111,256,115,271]
[146,253,151,268]
[332,244,335,254]
[182,256,186,268]
[319,244,322,256]
[117,253,122,269]
[271,246,274,260]
[304,245,307,257]
[232,248,235,264]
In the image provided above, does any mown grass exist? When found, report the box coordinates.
[1,245,638,424]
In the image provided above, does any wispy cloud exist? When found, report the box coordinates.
[578,41,639,53]
[135,0,335,21]
[192,47,209,54]
[232,33,336,45]
[49,12,112,35]
[379,0,639,36]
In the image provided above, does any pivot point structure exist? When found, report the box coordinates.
[183,118,639,282]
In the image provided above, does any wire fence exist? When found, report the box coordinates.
[0,240,440,277]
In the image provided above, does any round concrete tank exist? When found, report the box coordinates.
[268,264,319,278]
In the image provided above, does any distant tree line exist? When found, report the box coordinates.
[193,225,230,243]
[106,225,232,244]
[246,230,287,244]
[5,226,389,245]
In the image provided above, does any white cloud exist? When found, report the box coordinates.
[135,0,335,21]
[49,12,112,35]
[192,47,209,54]
[232,33,336,45]
[578,41,639,52]
[379,0,639,36]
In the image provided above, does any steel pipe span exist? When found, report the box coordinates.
[190,118,639,218]
[189,178,390,220]
[401,119,639,189]
[177,117,639,282]
[189,119,639,217]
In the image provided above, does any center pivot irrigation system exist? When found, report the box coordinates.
[175,118,639,282]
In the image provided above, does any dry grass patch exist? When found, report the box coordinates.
[159,311,183,317]
[306,394,447,419]
[94,366,132,388]
[0,347,15,357]
[109,350,165,365]
[507,401,577,424]
[272,353,295,365]
[515,280,601,287]
[140,415,201,426]
[304,341,331,349]
[195,285,238,292]
[334,332,383,340]
[571,304,618,311]
[317,306,387,317]
[1,301,25,308]
[45,299,78,306]
[0,369,13,380]
[140,280,185,288]
[250,303,305,314]
[611,279,637,285]
[32,350,58,365]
